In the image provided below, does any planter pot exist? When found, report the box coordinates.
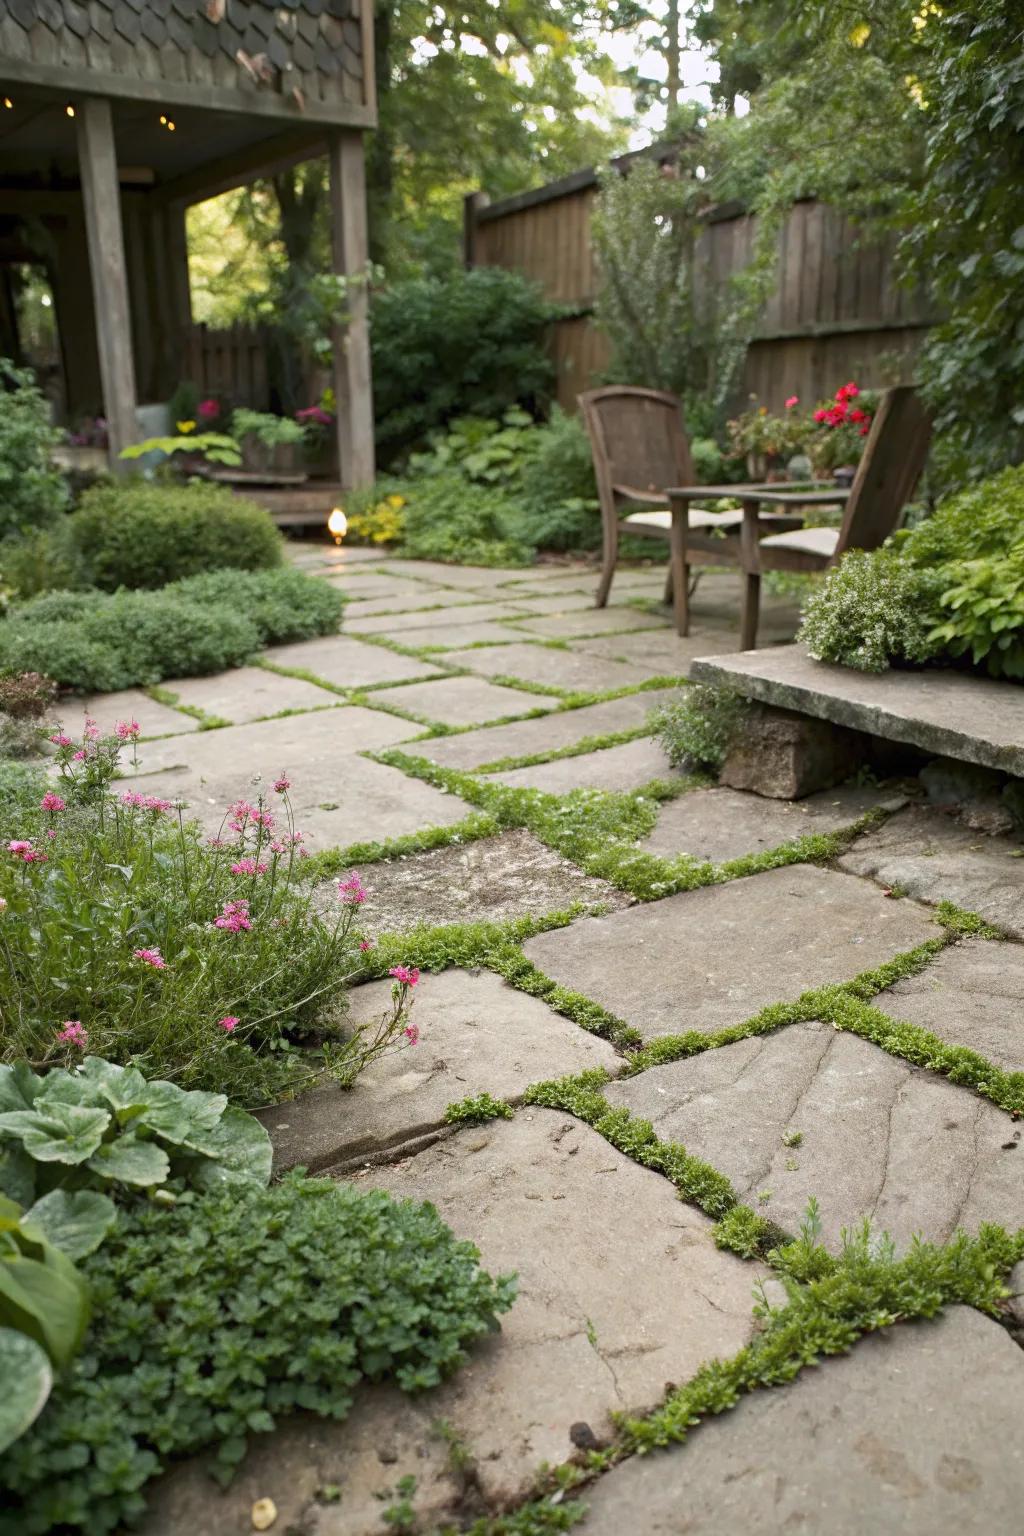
[240,438,305,477]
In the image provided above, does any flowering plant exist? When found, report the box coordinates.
[808,381,880,474]
[0,720,418,1104]
[726,395,810,470]
[346,492,407,546]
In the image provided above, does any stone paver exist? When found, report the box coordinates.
[489,737,676,794]
[260,970,623,1170]
[579,1308,1024,1536]
[261,634,445,689]
[159,666,336,724]
[444,641,658,693]
[523,865,937,1040]
[413,690,678,770]
[348,600,535,635]
[368,674,555,727]
[606,1021,1023,1246]
[839,806,1024,938]
[65,689,197,739]
[323,576,426,604]
[573,627,733,678]
[379,621,530,650]
[127,704,411,775]
[367,559,522,590]
[515,606,667,639]
[349,827,629,936]
[640,784,905,863]
[874,938,1024,1072]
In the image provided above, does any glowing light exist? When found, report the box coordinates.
[65,104,75,118]
[166,120,175,131]
[159,114,167,124]
[327,507,348,545]
[3,98,12,110]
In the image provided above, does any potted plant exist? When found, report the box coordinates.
[231,409,307,477]
[808,382,880,480]
[295,395,338,478]
[727,395,809,481]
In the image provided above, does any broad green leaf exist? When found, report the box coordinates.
[0,1247,89,1365]
[186,1106,273,1189]
[76,1056,151,1114]
[0,1105,109,1164]
[0,1147,36,1208]
[137,1079,226,1144]
[25,1190,117,1260]
[86,1136,170,1187]
[0,1063,41,1114]
[0,1328,52,1453]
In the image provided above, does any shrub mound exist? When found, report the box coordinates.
[65,480,283,590]
[0,1173,515,1536]
[0,569,342,690]
[799,464,1024,677]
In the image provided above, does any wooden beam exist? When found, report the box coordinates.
[360,0,377,114]
[152,127,326,210]
[76,97,137,463]
[328,128,374,491]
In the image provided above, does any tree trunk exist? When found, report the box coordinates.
[666,0,681,111]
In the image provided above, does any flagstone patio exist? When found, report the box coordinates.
[91,544,1024,1534]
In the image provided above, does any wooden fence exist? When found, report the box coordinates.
[465,169,939,414]
[182,324,273,411]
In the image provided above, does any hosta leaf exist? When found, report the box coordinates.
[136,1079,226,1144]
[0,1063,42,1114]
[0,1246,89,1365]
[186,1106,273,1188]
[75,1056,151,1114]
[25,1189,117,1260]
[0,1105,110,1164]
[86,1136,170,1187]
[0,1147,37,1208]
[0,1328,52,1453]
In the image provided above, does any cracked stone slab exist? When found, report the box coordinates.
[366,559,525,589]
[62,689,197,739]
[523,865,937,1041]
[578,1307,1024,1536]
[606,1021,1023,1247]
[410,690,679,770]
[873,938,1024,1072]
[348,601,534,635]
[259,970,623,1170]
[640,784,906,863]
[573,627,739,679]
[261,634,445,688]
[369,675,556,728]
[514,607,667,638]
[158,666,337,724]
[442,642,659,693]
[374,621,531,650]
[838,805,1024,937]
[344,827,630,936]
[489,738,677,794]
[125,705,412,776]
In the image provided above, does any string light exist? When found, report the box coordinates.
[3,98,12,110]
[166,120,175,131]
[65,104,75,117]
[159,114,167,124]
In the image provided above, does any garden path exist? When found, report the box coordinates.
[74,544,1024,1535]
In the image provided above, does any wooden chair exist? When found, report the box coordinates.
[734,385,932,649]
[578,385,803,636]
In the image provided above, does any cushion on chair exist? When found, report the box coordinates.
[625,508,742,532]
[758,526,841,558]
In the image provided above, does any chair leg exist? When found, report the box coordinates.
[596,521,618,609]
[663,565,674,606]
[668,497,689,637]
[740,573,761,650]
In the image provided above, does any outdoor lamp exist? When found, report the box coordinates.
[328,507,348,546]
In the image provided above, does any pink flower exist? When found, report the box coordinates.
[133,947,167,969]
[254,810,274,829]
[336,873,367,906]
[45,828,57,841]
[50,732,72,747]
[218,1015,239,1033]
[0,897,6,911]
[404,1022,420,1046]
[7,839,45,863]
[198,398,220,420]
[389,965,420,987]
[359,939,373,952]
[8,840,33,855]
[812,408,827,423]
[273,774,290,793]
[144,796,174,813]
[858,424,870,436]
[72,750,87,761]
[40,792,66,813]
[230,859,268,876]
[295,405,333,426]
[57,1020,88,1048]
[785,395,799,408]
[83,717,100,741]
[227,799,256,821]
[213,899,252,933]
[115,719,141,741]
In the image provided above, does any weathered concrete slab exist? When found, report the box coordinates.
[65,689,197,739]
[411,690,700,770]
[286,542,385,570]
[579,1308,1024,1536]
[874,938,1024,1072]
[261,634,445,689]
[371,675,555,727]
[523,866,937,1040]
[159,666,336,724]
[127,705,411,776]
[369,559,524,590]
[691,644,1024,778]
[505,590,626,615]
[322,576,426,604]
[260,970,622,1170]
[607,1021,1023,1246]
[640,784,904,863]
[337,593,455,621]
[574,627,736,678]
[443,642,658,693]
[516,607,666,639]
[348,827,630,936]
[490,737,677,794]
[381,622,530,650]
[839,806,1024,938]
[349,600,535,635]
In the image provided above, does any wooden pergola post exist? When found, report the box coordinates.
[328,128,374,491]
[76,97,137,466]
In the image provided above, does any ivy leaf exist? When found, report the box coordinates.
[0,1328,52,1454]
[0,1105,110,1164]
[86,1136,170,1187]
[24,1189,117,1260]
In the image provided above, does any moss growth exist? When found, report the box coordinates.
[443,1093,516,1125]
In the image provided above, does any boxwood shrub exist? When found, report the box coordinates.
[65,480,283,590]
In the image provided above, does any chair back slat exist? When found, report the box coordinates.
[836,385,932,555]
[579,386,693,504]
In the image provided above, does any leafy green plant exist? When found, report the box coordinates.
[650,684,750,772]
[799,549,940,673]
[0,360,68,540]
[0,527,77,605]
[1,1172,516,1535]
[65,479,282,591]
[443,1093,515,1126]
[398,472,535,567]
[231,409,305,449]
[169,566,344,645]
[514,407,602,553]
[119,432,241,467]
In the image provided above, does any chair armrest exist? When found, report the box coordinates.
[736,489,850,507]
[612,482,669,504]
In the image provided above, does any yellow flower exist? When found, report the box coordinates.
[387,494,405,509]
[848,22,871,47]
[176,420,196,435]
